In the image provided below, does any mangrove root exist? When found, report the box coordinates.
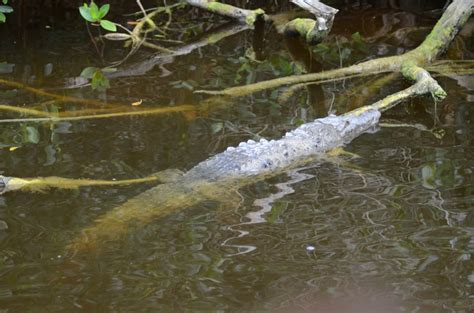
[0,169,183,195]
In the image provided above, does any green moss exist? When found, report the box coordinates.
[307,26,329,45]
[284,18,316,40]
[245,8,265,26]
[205,2,264,25]
[283,18,329,44]
[207,2,234,14]
[432,87,447,101]
[401,60,419,81]
[410,6,473,62]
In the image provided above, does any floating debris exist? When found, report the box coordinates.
[0,220,8,230]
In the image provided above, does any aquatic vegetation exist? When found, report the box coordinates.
[79,1,116,32]
[0,0,12,23]
[79,67,114,91]
[313,32,369,66]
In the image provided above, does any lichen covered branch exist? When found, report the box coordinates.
[350,69,445,116]
[185,0,337,43]
[185,0,265,25]
[197,55,404,96]
[288,0,338,43]
[0,169,183,195]
[204,0,473,98]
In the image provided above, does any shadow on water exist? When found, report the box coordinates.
[0,0,473,311]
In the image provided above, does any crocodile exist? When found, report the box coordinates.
[68,108,381,252]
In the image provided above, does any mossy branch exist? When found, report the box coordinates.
[185,0,337,43]
[0,169,183,195]
[197,55,403,96]
[0,105,196,124]
[200,0,473,98]
[348,72,444,116]
[287,0,338,44]
[185,0,265,25]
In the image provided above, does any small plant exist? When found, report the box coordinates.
[79,1,116,32]
[80,66,117,91]
[313,32,369,66]
[0,0,13,23]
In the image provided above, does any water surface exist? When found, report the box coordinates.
[0,1,473,312]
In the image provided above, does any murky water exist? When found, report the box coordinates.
[0,1,473,312]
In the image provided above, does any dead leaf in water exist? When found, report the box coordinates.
[131,100,143,106]
[182,110,198,121]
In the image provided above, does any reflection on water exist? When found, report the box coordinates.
[0,1,473,312]
[223,166,315,256]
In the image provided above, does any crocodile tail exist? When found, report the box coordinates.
[66,182,202,254]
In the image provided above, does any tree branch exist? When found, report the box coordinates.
[350,66,446,116]
[202,0,473,98]
[185,0,265,25]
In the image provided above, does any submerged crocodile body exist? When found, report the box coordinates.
[70,109,381,251]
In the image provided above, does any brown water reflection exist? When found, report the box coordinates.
[0,1,473,312]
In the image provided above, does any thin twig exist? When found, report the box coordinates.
[0,105,196,124]
[0,104,54,118]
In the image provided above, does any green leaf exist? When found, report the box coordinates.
[100,19,116,32]
[79,6,94,22]
[340,47,352,61]
[0,5,13,13]
[351,32,362,43]
[211,122,223,134]
[0,12,5,23]
[91,70,110,91]
[313,43,329,54]
[0,62,14,74]
[89,1,99,21]
[25,126,40,144]
[98,4,109,19]
[2,1,8,5]
[80,66,97,79]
